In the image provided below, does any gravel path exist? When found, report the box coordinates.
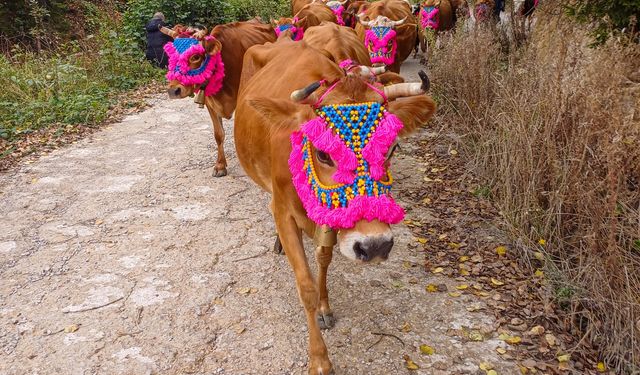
[0,58,518,375]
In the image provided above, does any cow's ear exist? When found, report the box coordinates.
[203,37,222,55]
[248,97,308,127]
[388,96,437,137]
[295,16,308,28]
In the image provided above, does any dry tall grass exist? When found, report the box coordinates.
[429,4,640,372]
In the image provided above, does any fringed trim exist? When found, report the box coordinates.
[420,7,440,30]
[331,5,345,26]
[289,132,404,229]
[301,117,357,184]
[163,40,225,97]
[362,112,403,180]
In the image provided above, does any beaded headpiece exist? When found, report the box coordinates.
[289,87,405,229]
[274,18,304,41]
[163,36,225,97]
[420,5,440,30]
[364,26,398,66]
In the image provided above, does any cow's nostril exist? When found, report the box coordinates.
[353,242,369,261]
[168,87,181,97]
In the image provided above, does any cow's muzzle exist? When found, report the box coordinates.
[353,237,394,262]
[168,86,182,99]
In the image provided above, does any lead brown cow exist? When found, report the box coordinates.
[160,20,275,177]
[235,40,435,374]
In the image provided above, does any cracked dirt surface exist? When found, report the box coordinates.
[0,58,520,375]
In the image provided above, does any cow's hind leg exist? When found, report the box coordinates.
[315,245,334,329]
[273,234,284,254]
[275,213,332,375]
[206,107,228,177]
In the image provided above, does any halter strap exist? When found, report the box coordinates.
[313,79,387,108]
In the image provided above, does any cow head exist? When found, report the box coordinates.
[326,0,348,26]
[160,26,225,100]
[419,0,441,30]
[344,1,369,28]
[358,15,406,67]
[474,0,493,22]
[272,17,305,41]
[250,66,435,262]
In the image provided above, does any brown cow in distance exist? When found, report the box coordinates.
[303,22,406,85]
[417,0,457,54]
[356,0,418,73]
[235,40,436,374]
[275,2,337,41]
[160,20,275,177]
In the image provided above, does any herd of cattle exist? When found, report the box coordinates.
[157,0,536,373]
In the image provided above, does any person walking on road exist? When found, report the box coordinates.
[145,12,172,68]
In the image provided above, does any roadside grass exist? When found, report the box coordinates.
[429,3,640,372]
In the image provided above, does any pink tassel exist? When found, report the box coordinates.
[362,112,403,180]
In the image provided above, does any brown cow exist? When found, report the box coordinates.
[160,20,275,177]
[344,0,370,28]
[356,0,418,73]
[303,22,406,85]
[235,40,436,374]
[417,0,457,54]
[275,2,337,40]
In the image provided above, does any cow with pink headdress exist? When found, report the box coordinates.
[355,0,417,73]
[416,0,459,58]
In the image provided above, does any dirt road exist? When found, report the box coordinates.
[0,59,518,375]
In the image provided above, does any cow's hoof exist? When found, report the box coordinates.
[213,167,227,177]
[273,235,284,255]
[317,312,335,330]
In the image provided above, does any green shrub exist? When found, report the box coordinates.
[566,0,640,44]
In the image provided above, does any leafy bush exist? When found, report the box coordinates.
[566,0,640,44]
[122,0,289,48]
[0,28,160,141]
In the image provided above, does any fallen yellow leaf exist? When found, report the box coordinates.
[401,322,412,333]
[491,278,505,286]
[456,284,469,290]
[448,242,461,249]
[416,237,428,244]
[448,291,462,297]
[432,267,444,274]
[426,284,439,293]
[534,251,544,261]
[545,333,557,346]
[534,269,544,278]
[460,269,470,276]
[419,344,435,355]
[496,246,507,256]
[404,355,420,370]
[469,330,484,341]
[529,325,545,335]
[597,362,606,372]
[64,324,79,333]
[496,347,507,354]
[538,239,546,246]
[459,255,469,262]
[487,370,498,375]
[438,234,447,240]
[449,149,458,155]
[557,354,570,363]
[479,362,494,371]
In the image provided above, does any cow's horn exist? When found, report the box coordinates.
[418,70,430,91]
[383,82,425,100]
[391,17,407,26]
[358,13,372,26]
[371,66,386,75]
[159,26,178,38]
[291,81,323,102]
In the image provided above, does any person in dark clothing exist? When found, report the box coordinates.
[493,0,505,19]
[145,12,172,68]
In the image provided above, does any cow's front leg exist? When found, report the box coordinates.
[275,215,332,375]
[206,107,227,177]
[315,245,334,329]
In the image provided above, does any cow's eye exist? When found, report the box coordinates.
[190,54,203,64]
[316,150,335,167]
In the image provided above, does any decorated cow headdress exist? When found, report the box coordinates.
[160,26,225,98]
[358,15,406,66]
[419,3,440,30]
[273,17,305,41]
[287,63,430,229]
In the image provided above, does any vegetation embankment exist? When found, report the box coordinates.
[0,0,288,168]
[429,1,639,372]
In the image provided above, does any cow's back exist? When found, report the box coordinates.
[211,21,276,118]
[235,42,343,193]
[304,22,371,66]
[297,3,337,27]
